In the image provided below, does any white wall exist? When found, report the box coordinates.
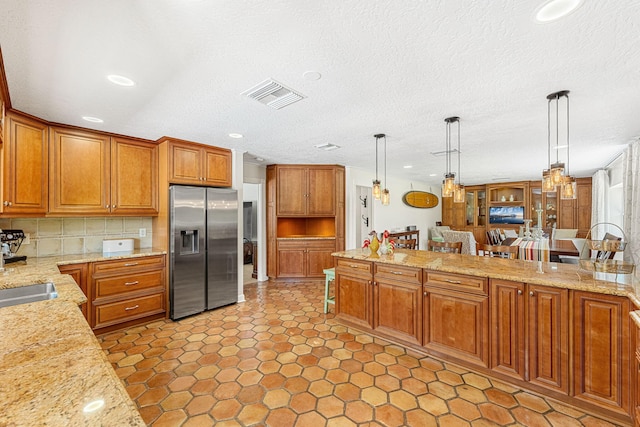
[346,166,442,250]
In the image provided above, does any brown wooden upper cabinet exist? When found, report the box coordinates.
[49,127,158,216]
[276,165,336,216]
[167,139,232,187]
[2,112,48,215]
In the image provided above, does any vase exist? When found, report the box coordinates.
[379,237,388,255]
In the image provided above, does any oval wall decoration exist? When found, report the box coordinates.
[402,191,439,209]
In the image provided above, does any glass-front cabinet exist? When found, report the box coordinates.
[465,185,487,244]
[530,185,557,230]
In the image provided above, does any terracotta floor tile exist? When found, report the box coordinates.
[99,280,620,427]
[374,403,405,427]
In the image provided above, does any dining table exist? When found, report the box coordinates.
[502,237,579,262]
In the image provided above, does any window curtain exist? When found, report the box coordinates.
[622,140,640,266]
[591,169,608,228]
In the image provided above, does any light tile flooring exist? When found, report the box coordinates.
[99,280,623,427]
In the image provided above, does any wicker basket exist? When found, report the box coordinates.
[585,239,626,252]
[579,259,635,274]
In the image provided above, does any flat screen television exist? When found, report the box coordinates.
[489,206,525,224]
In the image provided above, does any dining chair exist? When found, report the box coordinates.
[482,244,518,259]
[427,240,462,254]
[395,238,417,249]
[551,228,578,240]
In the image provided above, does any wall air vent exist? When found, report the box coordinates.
[242,79,306,110]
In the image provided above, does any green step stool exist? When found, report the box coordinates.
[323,267,335,314]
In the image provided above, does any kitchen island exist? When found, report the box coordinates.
[0,250,164,426]
[332,248,639,425]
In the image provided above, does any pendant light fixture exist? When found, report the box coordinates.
[442,117,459,198]
[542,90,575,199]
[372,134,382,200]
[452,117,465,204]
[379,134,390,206]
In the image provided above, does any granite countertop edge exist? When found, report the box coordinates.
[0,249,165,426]
[333,249,638,298]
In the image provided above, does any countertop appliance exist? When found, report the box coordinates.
[0,229,27,264]
[170,185,238,320]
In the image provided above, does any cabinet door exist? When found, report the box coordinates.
[307,167,336,215]
[528,284,568,393]
[374,279,422,346]
[573,291,630,414]
[202,146,232,187]
[111,137,158,215]
[58,263,89,323]
[277,247,306,277]
[576,181,592,237]
[169,142,202,184]
[424,287,489,368]
[49,127,110,214]
[276,166,307,215]
[335,272,373,330]
[2,113,48,214]
[557,198,576,230]
[306,247,334,277]
[490,279,525,380]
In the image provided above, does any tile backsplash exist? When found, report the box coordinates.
[0,217,154,258]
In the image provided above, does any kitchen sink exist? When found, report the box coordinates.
[0,282,58,308]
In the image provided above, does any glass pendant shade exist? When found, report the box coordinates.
[442,173,455,198]
[453,184,465,203]
[542,169,556,192]
[560,175,577,200]
[372,180,381,200]
[550,162,565,185]
[381,188,390,206]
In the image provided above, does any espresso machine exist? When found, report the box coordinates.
[0,229,27,264]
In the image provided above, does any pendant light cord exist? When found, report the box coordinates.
[555,93,559,165]
[566,93,570,176]
[375,135,379,181]
[457,120,461,184]
[547,98,551,169]
[445,121,450,175]
[384,135,387,189]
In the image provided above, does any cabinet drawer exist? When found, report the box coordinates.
[94,293,165,328]
[375,264,422,285]
[336,258,372,277]
[92,255,165,275]
[425,271,487,295]
[95,270,164,299]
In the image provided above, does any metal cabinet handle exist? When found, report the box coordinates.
[349,264,360,268]
[124,305,139,311]
[445,279,461,284]
[368,280,372,286]
[373,281,377,286]
[518,289,523,295]
[424,291,428,296]
[530,291,535,296]
[391,271,403,275]
[3,201,11,206]
[124,281,139,286]
[124,262,139,267]
[105,204,109,208]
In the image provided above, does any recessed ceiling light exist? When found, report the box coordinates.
[553,144,568,150]
[107,74,135,86]
[429,173,438,177]
[303,71,322,81]
[254,157,264,162]
[535,0,582,23]
[404,165,413,169]
[228,133,244,139]
[82,116,103,123]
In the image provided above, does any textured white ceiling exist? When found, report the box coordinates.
[1,0,639,185]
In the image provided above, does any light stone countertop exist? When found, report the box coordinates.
[0,249,165,426]
[333,249,638,297]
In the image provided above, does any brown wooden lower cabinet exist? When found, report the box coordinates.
[491,280,569,392]
[276,238,335,278]
[334,260,634,424]
[373,264,423,347]
[423,287,489,368]
[58,263,89,322]
[574,291,630,416]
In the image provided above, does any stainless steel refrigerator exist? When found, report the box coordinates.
[170,185,238,320]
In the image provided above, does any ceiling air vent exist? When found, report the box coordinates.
[430,148,459,157]
[242,79,306,110]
